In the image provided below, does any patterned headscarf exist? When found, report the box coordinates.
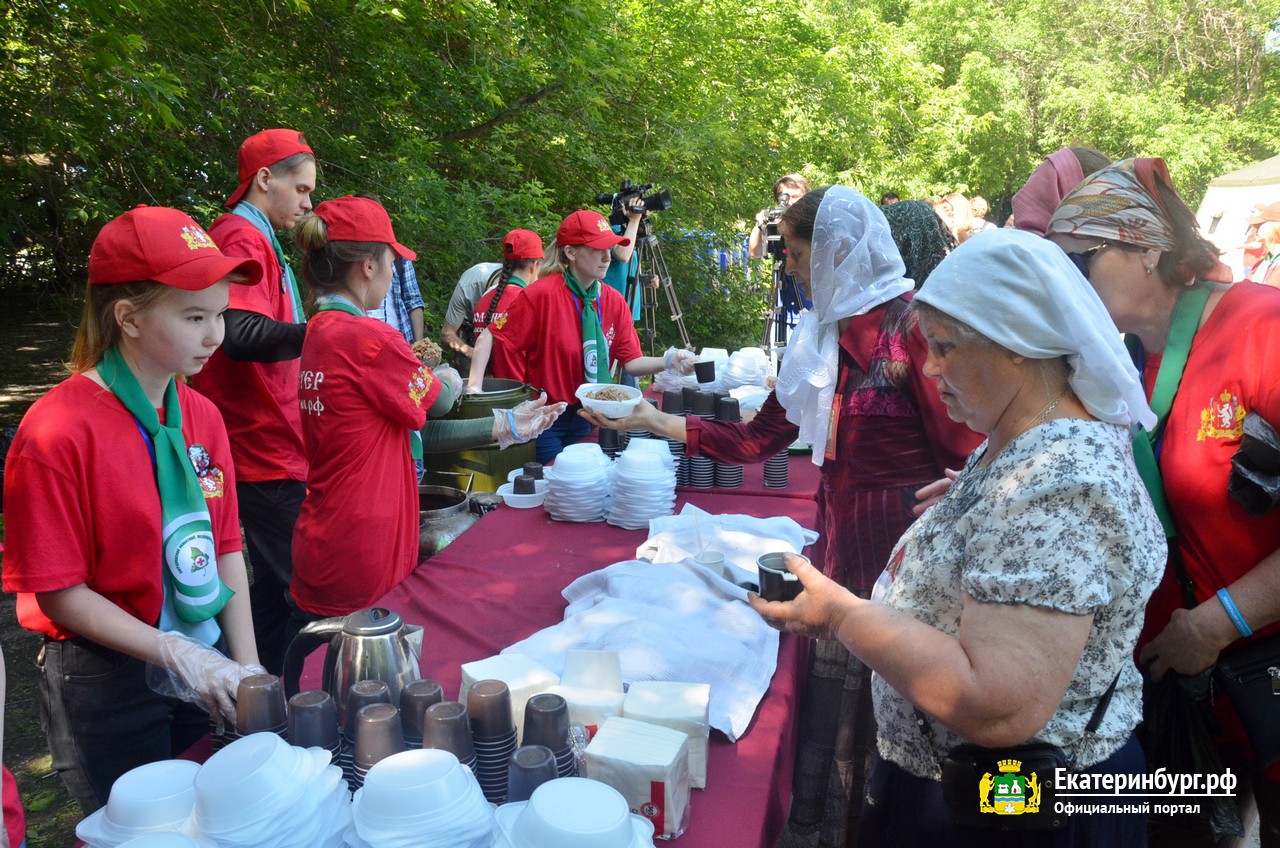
[1012,149,1086,237]
[1047,158,1233,282]
[775,186,913,465]
[880,200,957,289]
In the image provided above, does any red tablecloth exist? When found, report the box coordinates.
[303,488,819,848]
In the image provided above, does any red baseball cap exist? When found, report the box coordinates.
[89,206,263,290]
[503,229,545,260]
[225,128,314,207]
[556,210,629,249]
[313,196,417,260]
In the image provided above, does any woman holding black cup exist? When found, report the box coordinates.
[583,186,981,846]
[750,229,1165,846]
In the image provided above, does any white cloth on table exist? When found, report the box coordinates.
[502,559,777,741]
[636,503,819,584]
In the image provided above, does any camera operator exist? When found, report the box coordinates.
[747,173,810,259]
[602,195,646,319]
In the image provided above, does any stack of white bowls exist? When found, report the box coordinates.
[493,777,656,848]
[606,444,676,530]
[543,443,611,522]
[192,732,350,848]
[345,749,494,848]
[718,348,771,390]
[116,836,216,848]
[76,760,202,848]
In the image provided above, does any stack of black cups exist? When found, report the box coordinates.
[713,397,744,489]
[467,679,519,804]
[399,678,444,749]
[662,390,688,487]
[341,680,392,791]
[764,448,790,488]
[288,689,341,764]
[352,702,405,790]
[521,693,578,779]
[598,426,623,459]
[687,391,717,488]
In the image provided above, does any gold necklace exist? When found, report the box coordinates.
[983,388,1068,465]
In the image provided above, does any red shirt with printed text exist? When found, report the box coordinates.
[291,312,439,616]
[473,284,527,380]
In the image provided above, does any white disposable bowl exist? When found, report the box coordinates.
[495,777,655,848]
[576,383,643,419]
[115,834,217,848]
[353,749,480,829]
[497,483,547,508]
[193,733,328,832]
[76,759,200,846]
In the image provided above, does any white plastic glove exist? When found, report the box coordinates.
[664,347,698,376]
[491,392,568,449]
[431,364,465,402]
[152,631,267,729]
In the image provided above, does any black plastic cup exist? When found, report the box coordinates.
[506,745,559,803]
[353,703,405,771]
[513,474,538,495]
[694,360,716,384]
[467,680,515,739]
[522,462,544,480]
[662,390,685,415]
[422,701,476,761]
[521,693,571,751]
[345,680,392,738]
[757,552,805,602]
[400,679,445,742]
[288,690,340,750]
[236,674,288,736]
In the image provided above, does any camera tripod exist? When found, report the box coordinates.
[760,237,806,349]
[625,218,691,355]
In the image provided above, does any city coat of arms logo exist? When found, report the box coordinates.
[979,758,1042,816]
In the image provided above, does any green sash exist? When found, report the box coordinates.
[99,346,234,623]
[564,271,611,384]
[1128,283,1214,538]
[232,202,306,323]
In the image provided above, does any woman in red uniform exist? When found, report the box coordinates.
[585,186,982,847]
[480,209,696,463]
[289,197,561,622]
[1048,158,1280,845]
[468,228,545,383]
[2,206,266,813]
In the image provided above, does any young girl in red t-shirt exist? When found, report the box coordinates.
[1,206,266,813]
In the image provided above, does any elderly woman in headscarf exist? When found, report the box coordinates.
[751,229,1165,847]
[583,185,981,847]
[880,199,957,289]
[1048,157,1280,845]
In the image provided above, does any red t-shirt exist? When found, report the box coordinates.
[1140,281,1280,648]
[190,213,307,483]
[3,766,24,848]
[2,375,240,639]
[488,273,643,404]
[473,283,527,381]
[291,312,440,616]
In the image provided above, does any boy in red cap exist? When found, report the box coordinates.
[466,228,545,383]
[191,128,316,674]
[2,206,267,813]
[485,209,695,462]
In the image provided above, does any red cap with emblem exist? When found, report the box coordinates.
[88,206,263,290]
[555,210,629,249]
[313,196,417,261]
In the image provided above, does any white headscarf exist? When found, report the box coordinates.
[915,228,1155,429]
[775,186,913,465]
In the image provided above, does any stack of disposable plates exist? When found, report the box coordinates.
[718,348,771,390]
[544,444,611,522]
[606,449,676,530]
[192,732,351,848]
[345,750,493,848]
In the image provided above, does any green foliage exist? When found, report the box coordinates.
[3,0,1280,349]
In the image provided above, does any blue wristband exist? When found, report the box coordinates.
[506,408,523,443]
[1217,588,1253,638]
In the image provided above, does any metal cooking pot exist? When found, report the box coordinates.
[419,471,482,558]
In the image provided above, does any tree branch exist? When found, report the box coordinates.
[437,83,564,142]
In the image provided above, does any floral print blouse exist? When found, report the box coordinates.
[872,418,1166,779]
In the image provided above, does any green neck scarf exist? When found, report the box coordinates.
[99,346,234,623]
[1127,282,1214,538]
[563,270,611,384]
[233,202,306,324]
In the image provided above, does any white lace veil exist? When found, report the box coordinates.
[915,228,1155,429]
[775,186,913,465]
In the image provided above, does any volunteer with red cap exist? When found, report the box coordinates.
[484,209,696,462]
[2,206,268,813]
[467,228,546,383]
[288,197,563,621]
[192,128,316,674]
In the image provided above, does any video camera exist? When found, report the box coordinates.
[595,179,673,228]
[762,205,787,256]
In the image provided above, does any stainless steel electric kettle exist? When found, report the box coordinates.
[282,607,424,727]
